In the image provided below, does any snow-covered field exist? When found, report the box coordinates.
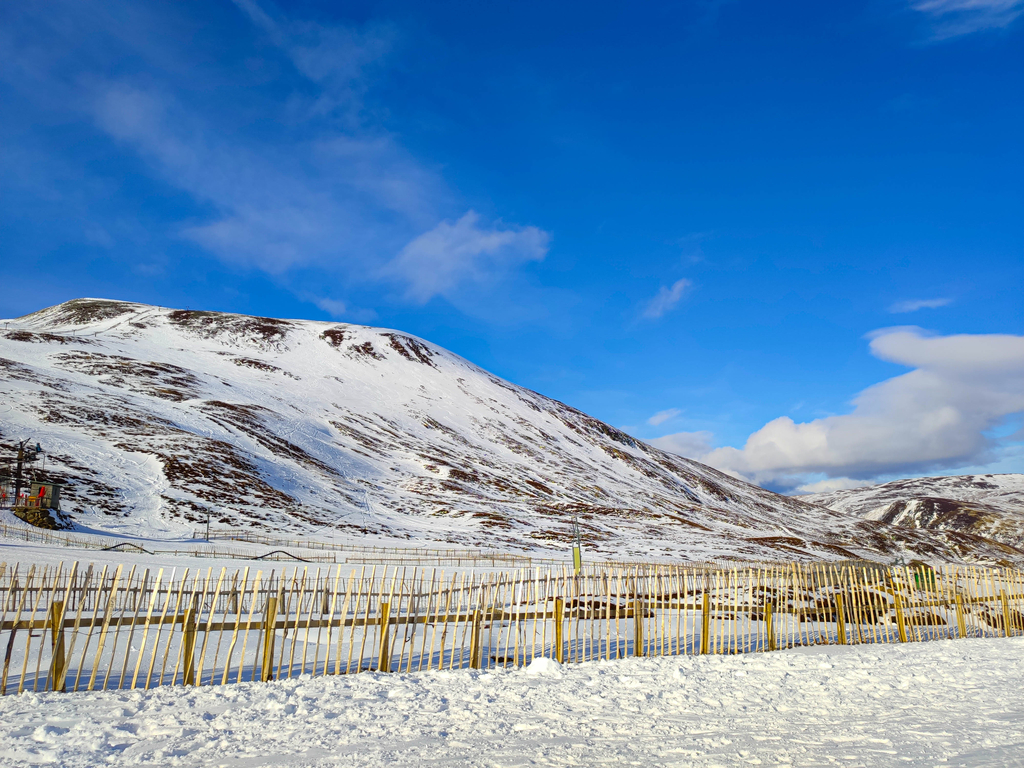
[1,637,1021,767]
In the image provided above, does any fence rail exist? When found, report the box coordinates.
[0,560,1021,695]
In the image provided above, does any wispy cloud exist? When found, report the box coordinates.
[888,297,952,313]
[911,0,1024,39]
[648,430,714,459]
[647,408,682,427]
[642,278,692,319]
[313,298,349,318]
[387,211,550,303]
[0,0,549,317]
[701,328,1024,490]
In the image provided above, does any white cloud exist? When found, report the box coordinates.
[889,297,952,313]
[648,430,714,459]
[387,211,550,303]
[701,327,1024,488]
[794,478,870,495]
[647,408,682,426]
[911,0,1024,38]
[642,278,692,319]
[314,298,348,318]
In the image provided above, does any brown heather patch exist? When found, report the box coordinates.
[29,299,135,325]
[167,310,292,347]
[348,341,384,360]
[319,327,348,348]
[382,333,436,366]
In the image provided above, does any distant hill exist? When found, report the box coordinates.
[803,474,1024,550]
[2,298,1021,564]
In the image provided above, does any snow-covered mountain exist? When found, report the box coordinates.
[2,299,1020,563]
[804,474,1024,550]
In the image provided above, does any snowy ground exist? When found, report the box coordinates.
[1,638,1021,767]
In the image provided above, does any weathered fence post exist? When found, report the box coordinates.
[469,609,483,669]
[1000,590,1013,637]
[182,605,197,686]
[377,601,391,672]
[633,599,644,657]
[766,602,776,652]
[955,594,967,639]
[893,593,908,643]
[48,600,67,692]
[835,594,847,645]
[700,593,711,655]
[260,594,279,682]
[553,597,565,663]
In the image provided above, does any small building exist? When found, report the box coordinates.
[25,482,65,511]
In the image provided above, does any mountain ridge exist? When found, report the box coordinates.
[803,474,1024,550]
[2,298,1021,564]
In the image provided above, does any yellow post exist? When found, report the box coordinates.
[260,595,279,682]
[182,607,197,685]
[835,594,847,645]
[893,594,908,643]
[378,601,391,672]
[553,597,565,663]
[633,599,644,657]
[469,609,483,669]
[955,594,966,639]
[766,602,776,652]
[700,593,711,655]
[1000,590,1013,637]
[48,600,67,692]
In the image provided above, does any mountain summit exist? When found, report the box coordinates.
[1,299,1019,563]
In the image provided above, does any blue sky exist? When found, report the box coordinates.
[2,0,1022,493]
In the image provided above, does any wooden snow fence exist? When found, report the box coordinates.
[0,560,1021,695]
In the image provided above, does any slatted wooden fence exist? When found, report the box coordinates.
[0,560,1021,695]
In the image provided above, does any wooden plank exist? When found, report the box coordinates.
[197,567,228,685]
[553,596,565,663]
[115,569,149,689]
[377,601,391,672]
[3,565,36,695]
[334,570,354,675]
[633,597,644,657]
[344,567,365,675]
[47,600,67,692]
[87,564,123,691]
[181,606,198,686]
[356,565,378,673]
[700,592,710,655]
[99,564,138,690]
[416,570,435,673]
[318,565,342,677]
[835,593,847,646]
[233,570,262,684]
[65,565,95,692]
[260,594,279,682]
[32,563,62,693]
[1001,590,1013,637]
[131,569,164,689]
[151,567,185,689]
[214,568,244,685]
[469,608,483,669]
[894,592,908,644]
